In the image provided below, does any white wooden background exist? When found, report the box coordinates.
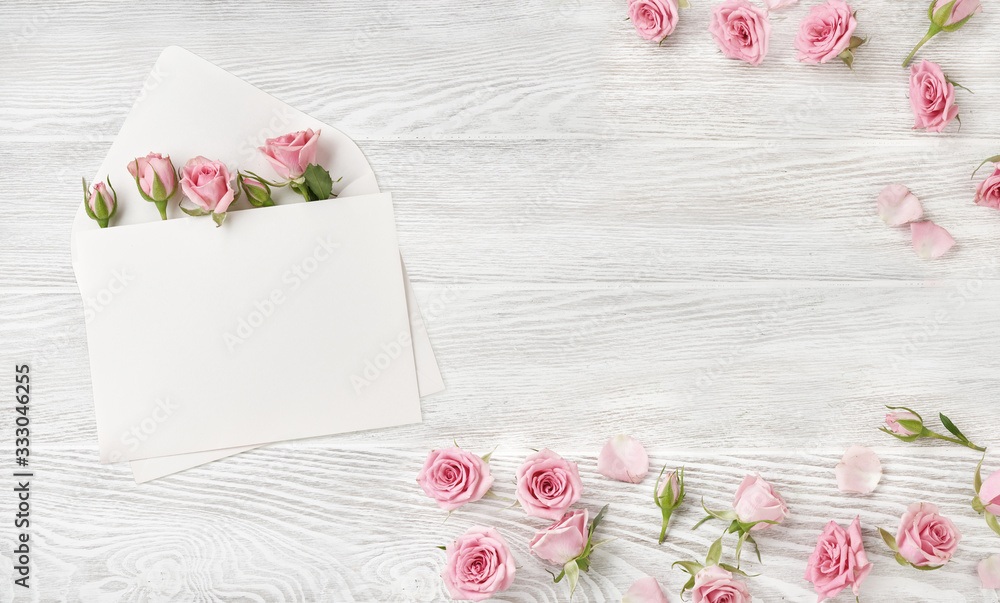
[1,0,999,601]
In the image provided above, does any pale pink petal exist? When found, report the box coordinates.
[877,184,923,226]
[765,0,798,8]
[835,446,882,494]
[597,435,649,483]
[911,221,955,259]
[623,576,671,603]
[980,555,1000,589]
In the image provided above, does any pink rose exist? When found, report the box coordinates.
[127,152,177,201]
[709,0,771,66]
[629,0,679,43]
[980,555,1000,590]
[911,221,955,259]
[516,449,583,520]
[909,60,959,133]
[733,473,789,530]
[978,467,1000,516]
[180,157,236,213]
[794,0,857,64]
[932,0,982,26]
[88,181,116,218]
[885,411,921,436]
[877,184,923,226]
[597,435,649,483]
[974,163,1000,210]
[417,447,495,511]
[529,509,588,565]
[441,526,516,601]
[623,576,671,603]
[804,516,873,602]
[691,565,751,603]
[657,470,682,505]
[895,502,961,567]
[259,129,320,180]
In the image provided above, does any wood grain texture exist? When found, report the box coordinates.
[1,0,999,601]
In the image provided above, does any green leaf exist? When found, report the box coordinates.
[973,155,1000,178]
[589,504,610,539]
[436,545,446,550]
[879,527,898,552]
[986,512,1000,538]
[938,413,968,442]
[705,536,723,567]
[303,164,334,201]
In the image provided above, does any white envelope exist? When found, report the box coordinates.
[71,47,443,478]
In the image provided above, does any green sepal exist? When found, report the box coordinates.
[878,427,920,443]
[705,535,723,567]
[972,155,1000,178]
[910,562,946,571]
[179,204,211,217]
[481,445,498,463]
[972,496,986,514]
[975,454,985,493]
[672,560,704,576]
[985,512,1000,537]
[879,527,898,551]
[212,212,226,228]
[719,563,757,578]
[82,177,96,221]
[895,553,909,566]
[886,404,924,423]
[563,559,580,598]
[677,0,690,6]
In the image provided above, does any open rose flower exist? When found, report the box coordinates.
[516,449,583,520]
[441,526,515,601]
[877,184,923,226]
[835,446,882,494]
[794,0,860,65]
[893,502,961,568]
[805,516,873,602]
[179,156,236,225]
[909,60,959,133]
[974,161,1000,210]
[911,221,955,259]
[598,435,649,483]
[629,0,680,43]
[734,473,789,530]
[709,0,771,66]
[623,576,671,603]
[259,129,320,181]
[980,555,1000,589]
[530,509,588,565]
[691,565,751,603]
[418,447,494,511]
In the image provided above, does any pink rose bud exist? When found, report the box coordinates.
[127,152,177,220]
[629,0,680,43]
[259,129,321,181]
[179,156,236,227]
[877,184,923,226]
[979,555,1000,590]
[655,467,685,543]
[82,177,117,229]
[441,526,516,602]
[417,447,495,511]
[708,0,772,67]
[529,509,589,565]
[597,435,649,483]
[794,0,863,67]
[911,221,955,259]
[805,517,873,602]
[978,467,1000,516]
[903,0,981,66]
[885,410,922,436]
[835,446,882,494]
[909,60,959,133]
[893,502,961,568]
[691,566,751,603]
[238,173,275,208]
[622,576,671,603]
[733,473,789,530]
[974,161,1000,210]
[516,449,583,520]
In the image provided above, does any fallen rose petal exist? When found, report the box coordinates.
[622,576,671,603]
[835,445,882,494]
[911,221,955,259]
[765,0,798,8]
[979,555,1000,589]
[877,184,923,226]
[598,435,649,483]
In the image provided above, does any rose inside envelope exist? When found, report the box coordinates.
[75,193,421,463]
